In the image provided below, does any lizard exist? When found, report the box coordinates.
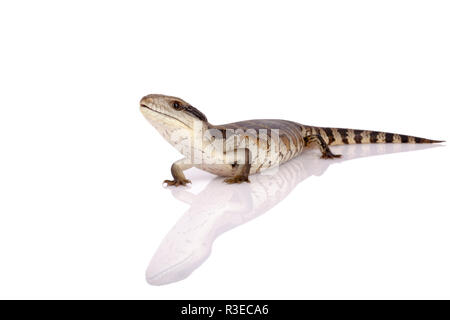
[140,94,443,186]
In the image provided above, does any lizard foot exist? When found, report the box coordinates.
[224,175,250,184]
[163,178,191,187]
[321,150,342,159]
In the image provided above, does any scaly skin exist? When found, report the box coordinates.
[140,94,443,186]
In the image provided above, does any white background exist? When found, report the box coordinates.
[0,0,449,299]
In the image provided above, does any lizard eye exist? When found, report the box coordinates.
[172,101,183,110]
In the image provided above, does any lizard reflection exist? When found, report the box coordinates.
[146,144,440,285]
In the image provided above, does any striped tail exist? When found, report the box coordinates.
[306,126,444,146]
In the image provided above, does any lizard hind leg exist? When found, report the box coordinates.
[304,134,342,159]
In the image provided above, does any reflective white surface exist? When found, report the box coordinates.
[1,0,449,299]
[147,144,441,285]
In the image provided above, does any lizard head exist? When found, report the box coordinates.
[140,94,208,131]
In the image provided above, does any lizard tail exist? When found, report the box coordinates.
[304,126,444,146]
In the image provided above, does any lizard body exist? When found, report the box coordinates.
[140,94,443,186]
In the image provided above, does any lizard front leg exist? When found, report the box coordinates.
[224,148,252,184]
[163,158,193,187]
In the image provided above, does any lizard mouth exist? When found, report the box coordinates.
[140,104,191,128]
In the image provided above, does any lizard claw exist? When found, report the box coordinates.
[224,176,250,184]
[163,179,191,187]
[321,150,342,159]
